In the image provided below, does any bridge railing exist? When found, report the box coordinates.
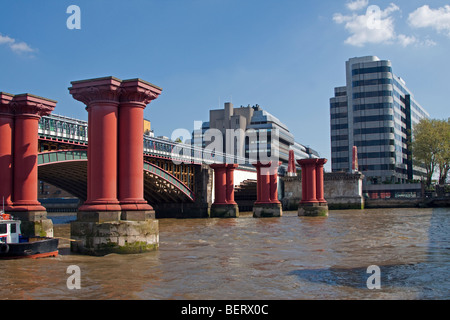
[39,114,254,169]
[38,149,88,165]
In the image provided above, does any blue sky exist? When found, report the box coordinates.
[1,0,449,169]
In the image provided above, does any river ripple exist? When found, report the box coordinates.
[1,208,449,300]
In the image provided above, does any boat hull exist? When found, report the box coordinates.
[0,237,59,259]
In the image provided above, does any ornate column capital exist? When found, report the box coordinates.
[68,76,122,106]
[12,94,57,118]
[119,78,162,106]
[297,158,319,167]
[0,92,15,115]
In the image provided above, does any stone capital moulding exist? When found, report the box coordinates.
[2,93,57,118]
[69,77,162,107]
[0,92,15,115]
[68,77,123,106]
[119,79,162,106]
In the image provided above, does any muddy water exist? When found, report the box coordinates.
[1,208,449,300]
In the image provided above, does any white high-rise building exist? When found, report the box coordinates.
[330,56,429,184]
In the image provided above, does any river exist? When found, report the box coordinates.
[1,208,449,300]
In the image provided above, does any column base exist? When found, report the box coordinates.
[70,219,159,256]
[210,203,239,218]
[120,202,155,221]
[10,210,54,237]
[298,202,329,217]
[121,210,155,221]
[79,202,122,213]
[77,210,122,223]
[253,202,282,218]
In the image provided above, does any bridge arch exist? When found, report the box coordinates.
[37,150,195,205]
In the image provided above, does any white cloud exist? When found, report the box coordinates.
[0,33,35,54]
[397,34,417,47]
[333,3,401,47]
[408,5,450,37]
[346,0,369,11]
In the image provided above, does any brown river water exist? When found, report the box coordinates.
[1,208,449,300]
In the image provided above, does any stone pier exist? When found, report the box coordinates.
[210,163,239,218]
[297,158,329,217]
[68,77,161,255]
[252,162,282,218]
[0,92,56,237]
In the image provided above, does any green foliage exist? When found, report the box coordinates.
[412,118,450,186]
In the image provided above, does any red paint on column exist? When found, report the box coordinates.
[253,162,272,204]
[0,93,15,211]
[225,164,238,204]
[118,79,161,211]
[256,165,262,203]
[11,94,56,212]
[315,159,327,203]
[297,159,319,204]
[69,77,122,212]
[269,162,281,204]
[211,164,227,205]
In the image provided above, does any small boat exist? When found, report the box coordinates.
[0,212,59,259]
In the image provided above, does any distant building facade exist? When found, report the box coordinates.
[330,56,429,185]
[193,102,318,166]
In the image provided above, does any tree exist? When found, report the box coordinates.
[412,118,450,186]
[435,119,450,185]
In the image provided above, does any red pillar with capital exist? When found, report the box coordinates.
[69,77,123,220]
[225,164,238,205]
[9,93,56,236]
[269,162,281,204]
[0,92,15,212]
[297,158,328,217]
[252,161,282,218]
[315,159,327,204]
[210,163,239,217]
[68,76,160,255]
[118,79,162,220]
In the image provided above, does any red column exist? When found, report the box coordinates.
[11,94,56,212]
[316,159,327,203]
[118,79,162,211]
[253,162,271,204]
[225,164,238,204]
[69,77,122,212]
[297,159,319,204]
[211,164,227,205]
[0,93,15,211]
[269,162,281,204]
[256,165,262,203]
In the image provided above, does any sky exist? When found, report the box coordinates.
[1,0,449,170]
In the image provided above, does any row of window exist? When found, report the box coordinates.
[332,146,348,153]
[330,101,347,109]
[354,127,394,135]
[331,123,348,130]
[354,115,393,123]
[352,78,392,87]
[352,66,392,76]
[354,139,395,147]
[358,152,396,159]
[331,135,348,142]
[330,112,348,120]
[353,90,392,99]
[353,102,393,111]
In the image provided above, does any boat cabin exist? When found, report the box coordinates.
[0,214,21,244]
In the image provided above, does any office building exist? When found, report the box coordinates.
[194,103,318,166]
[330,56,429,184]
